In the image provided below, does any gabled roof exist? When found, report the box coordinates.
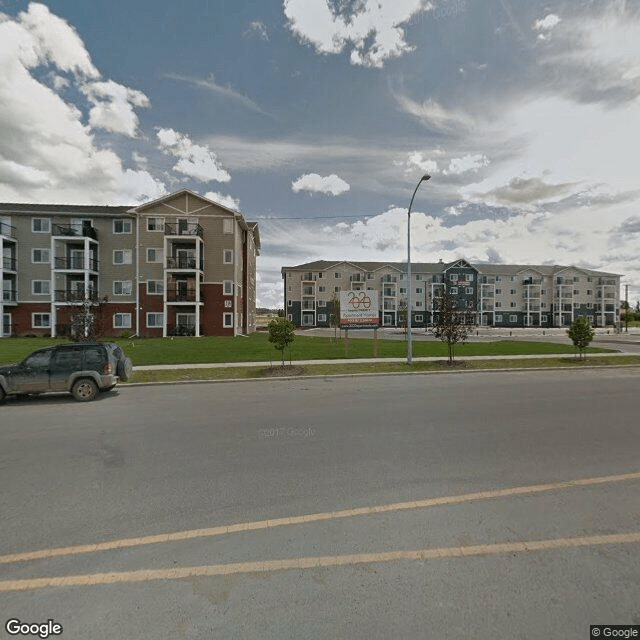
[129,188,241,216]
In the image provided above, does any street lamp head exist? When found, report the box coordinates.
[421,174,431,182]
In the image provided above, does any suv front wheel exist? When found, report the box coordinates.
[71,378,98,402]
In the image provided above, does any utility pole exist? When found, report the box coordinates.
[625,284,629,333]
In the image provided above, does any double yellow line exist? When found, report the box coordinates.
[2,471,639,592]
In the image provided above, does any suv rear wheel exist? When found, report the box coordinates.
[71,378,98,402]
[0,387,6,405]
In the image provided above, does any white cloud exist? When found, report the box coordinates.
[81,80,149,137]
[0,3,165,204]
[406,151,439,174]
[204,191,240,211]
[157,128,231,183]
[244,21,269,41]
[533,13,560,39]
[291,173,350,196]
[392,95,475,133]
[283,0,431,68]
[444,153,489,175]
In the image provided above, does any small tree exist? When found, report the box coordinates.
[397,298,408,335]
[432,283,471,363]
[268,317,295,366]
[567,316,595,359]
[330,295,341,340]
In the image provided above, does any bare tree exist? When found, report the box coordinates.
[68,292,109,341]
[330,294,341,340]
[432,282,471,363]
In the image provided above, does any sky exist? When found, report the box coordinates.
[1,0,639,308]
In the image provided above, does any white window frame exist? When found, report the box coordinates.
[32,248,50,264]
[32,313,51,328]
[449,273,458,282]
[32,280,50,295]
[317,313,327,322]
[147,248,163,263]
[223,281,233,295]
[223,249,233,264]
[450,287,458,294]
[113,313,132,329]
[147,280,163,294]
[146,312,163,328]
[416,287,423,294]
[495,276,502,283]
[113,249,132,265]
[223,218,234,234]
[541,315,548,323]
[32,218,51,233]
[509,314,518,323]
[466,287,473,295]
[415,314,423,322]
[113,281,132,296]
[288,300,292,306]
[147,217,164,232]
[317,300,326,307]
[223,313,234,328]
[496,314,503,322]
[113,219,132,234]
[287,314,293,321]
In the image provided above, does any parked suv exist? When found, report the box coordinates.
[0,342,133,403]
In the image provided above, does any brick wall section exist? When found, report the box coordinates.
[200,283,233,336]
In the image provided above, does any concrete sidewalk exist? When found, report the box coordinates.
[134,351,636,371]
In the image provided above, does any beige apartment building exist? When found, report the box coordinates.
[0,190,260,338]
[282,259,621,329]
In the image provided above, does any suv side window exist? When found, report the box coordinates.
[23,350,52,370]
[84,346,105,372]
[51,347,84,372]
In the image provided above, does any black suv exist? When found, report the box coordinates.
[0,342,133,403]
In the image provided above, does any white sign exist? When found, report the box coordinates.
[340,290,379,326]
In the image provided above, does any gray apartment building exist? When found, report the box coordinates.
[0,189,260,338]
[282,259,621,329]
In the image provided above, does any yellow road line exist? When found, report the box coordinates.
[2,470,639,566]
[1,531,639,592]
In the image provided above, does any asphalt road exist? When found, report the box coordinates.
[1,369,639,639]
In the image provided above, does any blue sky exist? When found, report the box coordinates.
[1,0,640,307]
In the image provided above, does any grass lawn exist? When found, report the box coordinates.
[127,355,640,384]
[0,333,613,366]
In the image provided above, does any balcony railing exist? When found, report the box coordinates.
[481,291,495,298]
[0,222,16,238]
[302,273,317,281]
[166,289,201,302]
[54,256,99,271]
[598,279,616,286]
[53,224,98,240]
[302,287,314,296]
[167,324,203,337]
[2,256,16,271]
[301,301,315,310]
[350,275,363,282]
[381,276,397,283]
[2,289,17,302]
[164,222,203,238]
[54,289,100,303]
[166,256,202,270]
[523,278,543,285]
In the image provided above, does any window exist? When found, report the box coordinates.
[449,273,458,282]
[509,315,518,323]
[334,272,341,278]
[147,280,163,294]
[146,313,163,328]
[416,274,422,280]
[223,281,233,295]
[587,302,592,309]
[587,289,593,295]
[416,288,423,294]
[318,314,327,322]
[450,287,458,294]
[415,315,423,322]
[466,287,473,295]
[318,286,326,293]
[334,286,340,293]
[223,218,234,234]
[496,314,503,322]
[113,313,132,329]
[32,248,50,264]
[541,289,546,295]
[287,314,293,321]
[32,218,50,233]
[367,273,374,280]
[541,315,548,323]
[113,219,132,234]
[495,302,502,308]
[416,301,422,307]
[510,276,516,282]
[223,313,233,328]
[495,288,502,295]
[113,281,132,295]
[223,249,233,264]
[510,302,517,308]
[288,300,292,307]
[467,273,474,281]
[32,280,50,295]
[147,217,164,231]
[495,276,502,283]
[147,248,163,263]
[113,250,132,265]
[399,288,406,294]
[32,313,51,328]
[510,289,516,295]
[573,276,580,282]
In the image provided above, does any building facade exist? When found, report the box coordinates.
[0,190,260,338]
[282,259,621,329]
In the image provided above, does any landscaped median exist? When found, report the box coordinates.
[126,354,640,385]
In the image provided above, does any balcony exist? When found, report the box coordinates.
[523,277,542,285]
[381,276,397,283]
[598,278,616,286]
[166,288,202,302]
[0,222,16,238]
[350,275,364,282]
[2,256,16,271]
[301,300,315,310]
[54,256,99,271]
[166,256,202,270]
[523,304,541,311]
[54,289,100,303]
[302,273,317,281]
[164,222,203,238]
[302,286,314,296]
[53,223,98,240]
[2,289,17,303]
[481,291,495,298]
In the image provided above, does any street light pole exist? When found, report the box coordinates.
[407,174,431,364]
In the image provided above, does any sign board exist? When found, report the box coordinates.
[340,290,379,327]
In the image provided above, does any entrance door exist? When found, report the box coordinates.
[176,249,194,269]
[177,280,188,301]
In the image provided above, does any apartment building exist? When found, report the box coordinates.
[282,259,621,329]
[0,189,260,338]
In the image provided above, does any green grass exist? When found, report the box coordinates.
[0,334,614,366]
[125,355,640,384]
